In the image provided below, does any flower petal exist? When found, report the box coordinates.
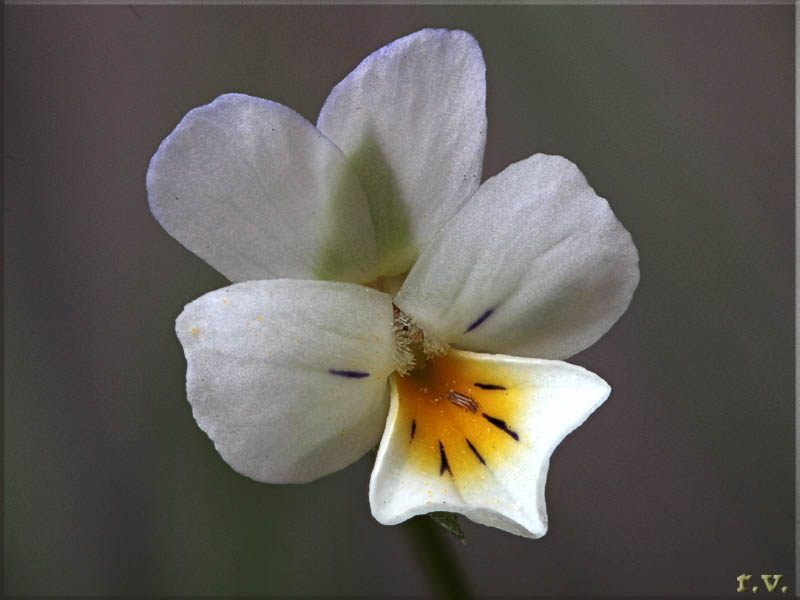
[317,29,487,277]
[147,93,378,284]
[369,349,609,538]
[394,154,640,360]
[176,279,396,483]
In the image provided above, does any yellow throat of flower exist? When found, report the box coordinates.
[391,308,526,482]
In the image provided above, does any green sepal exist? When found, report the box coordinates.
[429,512,466,544]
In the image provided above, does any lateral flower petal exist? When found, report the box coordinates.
[176,279,395,484]
[394,154,640,360]
[147,93,378,284]
[369,349,610,538]
[318,29,487,277]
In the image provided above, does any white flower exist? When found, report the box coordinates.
[146,29,639,539]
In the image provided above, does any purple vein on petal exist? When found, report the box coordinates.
[465,307,495,332]
[328,369,370,378]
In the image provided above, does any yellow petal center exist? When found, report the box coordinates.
[395,349,526,480]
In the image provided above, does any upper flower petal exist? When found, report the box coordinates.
[369,348,610,538]
[394,154,640,360]
[147,93,378,284]
[317,29,487,277]
[176,279,396,483]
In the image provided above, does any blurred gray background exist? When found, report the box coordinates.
[5,5,794,597]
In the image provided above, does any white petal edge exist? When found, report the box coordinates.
[394,154,640,360]
[176,279,395,483]
[317,29,487,277]
[369,349,610,538]
[148,93,378,284]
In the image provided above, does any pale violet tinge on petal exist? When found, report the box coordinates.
[369,349,610,538]
[176,279,396,484]
[318,29,487,278]
[147,94,379,284]
[394,154,640,361]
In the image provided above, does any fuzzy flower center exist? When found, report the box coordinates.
[390,305,447,375]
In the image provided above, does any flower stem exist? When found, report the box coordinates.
[404,516,473,599]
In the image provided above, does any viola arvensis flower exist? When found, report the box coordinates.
[146,29,639,538]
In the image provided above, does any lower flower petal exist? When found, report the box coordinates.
[176,279,396,483]
[368,348,609,538]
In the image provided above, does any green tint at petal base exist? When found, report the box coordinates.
[346,129,415,278]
